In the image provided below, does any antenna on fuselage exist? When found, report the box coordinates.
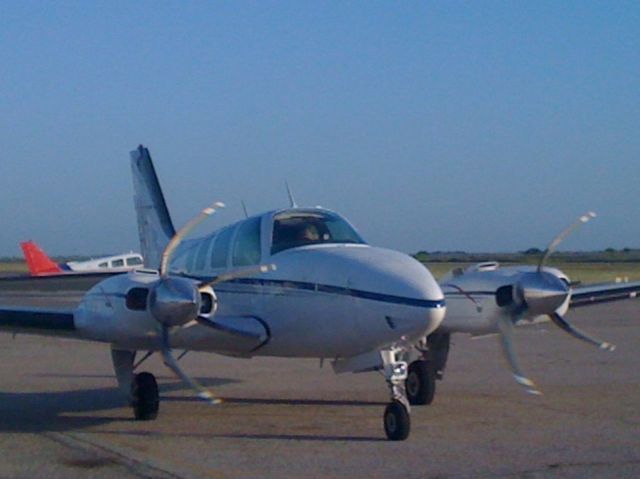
[241,200,249,218]
[285,180,298,208]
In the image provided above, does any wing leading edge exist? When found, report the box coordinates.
[0,307,76,338]
[571,281,640,308]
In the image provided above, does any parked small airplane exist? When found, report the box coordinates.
[20,240,143,276]
[1,146,638,441]
[1,146,446,440]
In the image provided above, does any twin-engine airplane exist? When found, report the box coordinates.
[1,146,638,441]
[20,240,143,276]
[1,146,446,440]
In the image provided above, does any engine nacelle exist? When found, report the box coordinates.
[74,270,215,347]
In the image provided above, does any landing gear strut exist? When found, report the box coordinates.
[380,348,411,440]
[428,333,450,380]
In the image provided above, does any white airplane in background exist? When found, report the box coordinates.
[20,240,143,276]
[1,146,638,441]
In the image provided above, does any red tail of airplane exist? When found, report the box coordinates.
[20,241,64,276]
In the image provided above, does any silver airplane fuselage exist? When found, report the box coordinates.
[75,208,446,360]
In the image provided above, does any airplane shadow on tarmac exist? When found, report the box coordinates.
[0,376,387,441]
[0,377,238,433]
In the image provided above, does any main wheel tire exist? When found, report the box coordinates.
[406,360,436,405]
[131,372,159,420]
[384,400,410,441]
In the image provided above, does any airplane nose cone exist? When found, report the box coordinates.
[272,244,446,344]
[331,246,446,339]
[518,271,569,315]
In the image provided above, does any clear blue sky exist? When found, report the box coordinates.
[1,1,638,256]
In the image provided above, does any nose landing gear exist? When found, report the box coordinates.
[380,348,411,440]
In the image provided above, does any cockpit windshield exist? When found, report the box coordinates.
[271,210,365,255]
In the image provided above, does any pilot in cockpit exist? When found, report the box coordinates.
[298,223,320,243]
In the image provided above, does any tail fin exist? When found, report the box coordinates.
[130,145,176,269]
[20,241,64,275]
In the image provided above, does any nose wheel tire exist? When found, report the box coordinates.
[131,372,159,420]
[384,400,410,441]
[406,360,436,405]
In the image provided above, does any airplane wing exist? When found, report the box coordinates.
[570,281,640,308]
[0,271,118,294]
[0,307,77,338]
[0,273,119,338]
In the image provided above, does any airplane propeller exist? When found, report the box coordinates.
[145,201,274,403]
[495,211,615,395]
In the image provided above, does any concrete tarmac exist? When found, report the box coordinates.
[0,294,638,478]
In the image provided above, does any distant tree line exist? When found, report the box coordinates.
[413,248,640,264]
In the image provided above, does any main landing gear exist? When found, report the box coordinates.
[111,348,161,421]
[404,333,451,406]
[131,372,159,420]
[381,348,411,441]
[405,360,436,405]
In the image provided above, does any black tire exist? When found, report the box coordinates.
[406,360,436,405]
[384,400,411,441]
[131,372,159,420]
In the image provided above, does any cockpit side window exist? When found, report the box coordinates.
[210,226,234,269]
[232,217,262,266]
[126,256,143,266]
[271,211,365,255]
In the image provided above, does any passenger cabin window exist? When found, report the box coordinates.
[98,262,108,268]
[210,226,234,269]
[112,259,125,267]
[168,240,198,273]
[195,236,214,271]
[271,211,365,255]
[232,217,262,266]
[126,256,143,266]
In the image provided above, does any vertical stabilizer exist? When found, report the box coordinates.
[130,145,176,269]
[20,241,64,275]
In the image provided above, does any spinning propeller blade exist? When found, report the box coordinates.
[497,315,542,395]
[497,211,614,394]
[149,200,275,404]
[537,211,596,272]
[161,326,221,404]
[548,312,616,351]
[160,201,225,276]
[151,201,226,403]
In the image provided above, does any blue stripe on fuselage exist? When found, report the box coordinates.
[197,276,445,309]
